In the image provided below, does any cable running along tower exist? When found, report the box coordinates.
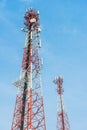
[54,76,70,130]
[11,8,46,130]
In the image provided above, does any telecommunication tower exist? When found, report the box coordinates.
[11,8,46,130]
[53,76,70,130]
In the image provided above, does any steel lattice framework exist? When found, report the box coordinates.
[53,76,70,130]
[11,8,46,130]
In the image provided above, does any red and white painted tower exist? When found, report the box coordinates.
[53,76,70,130]
[11,8,46,130]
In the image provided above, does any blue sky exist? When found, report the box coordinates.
[0,0,87,130]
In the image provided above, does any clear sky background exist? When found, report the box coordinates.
[0,0,87,130]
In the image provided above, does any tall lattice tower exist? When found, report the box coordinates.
[11,8,46,130]
[53,76,70,130]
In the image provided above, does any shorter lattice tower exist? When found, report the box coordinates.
[53,76,70,130]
